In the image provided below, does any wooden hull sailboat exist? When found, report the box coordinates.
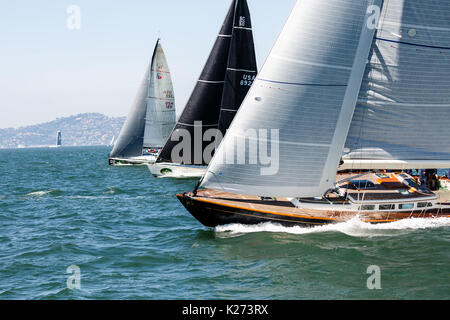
[178,173,450,228]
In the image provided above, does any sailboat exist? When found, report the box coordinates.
[177,0,450,228]
[56,131,62,147]
[147,0,257,178]
[50,131,62,148]
[109,39,176,166]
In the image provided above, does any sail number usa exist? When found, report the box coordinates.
[240,74,256,87]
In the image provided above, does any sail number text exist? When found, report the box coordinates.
[240,74,256,87]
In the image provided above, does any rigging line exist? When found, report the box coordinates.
[375,37,450,51]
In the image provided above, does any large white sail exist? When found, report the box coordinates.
[343,0,450,170]
[110,66,150,158]
[143,40,176,149]
[201,0,380,198]
[110,40,175,159]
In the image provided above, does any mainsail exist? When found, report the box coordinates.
[201,0,381,198]
[342,0,450,170]
[157,0,256,165]
[110,40,175,159]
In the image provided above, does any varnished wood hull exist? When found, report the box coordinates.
[177,194,333,228]
[177,191,450,228]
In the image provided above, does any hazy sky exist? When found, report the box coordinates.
[0,0,296,129]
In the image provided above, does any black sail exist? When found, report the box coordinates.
[157,0,237,165]
[218,0,257,136]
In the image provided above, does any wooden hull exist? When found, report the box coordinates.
[177,190,450,228]
[177,194,338,228]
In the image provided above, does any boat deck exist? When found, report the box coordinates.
[187,189,448,224]
[186,189,359,223]
[177,172,450,227]
[183,187,450,227]
[335,172,436,202]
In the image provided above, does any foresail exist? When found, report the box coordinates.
[343,0,450,169]
[218,0,257,136]
[201,0,380,198]
[157,0,236,165]
[143,40,176,149]
[109,62,150,158]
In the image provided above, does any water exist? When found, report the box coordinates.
[0,146,449,300]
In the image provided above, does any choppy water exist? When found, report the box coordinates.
[0,146,449,300]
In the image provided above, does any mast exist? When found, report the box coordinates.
[156,0,236,165]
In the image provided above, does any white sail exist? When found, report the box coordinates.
[110,60,152,158]
[201,0,381,198]
[110,40,175,159]
[343,0,450,169]
[143,40,176,149]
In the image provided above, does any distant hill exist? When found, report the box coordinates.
[0,113,125,148]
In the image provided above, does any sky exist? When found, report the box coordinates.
[0,0,296,129]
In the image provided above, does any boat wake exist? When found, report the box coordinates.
[215,217,450,238]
